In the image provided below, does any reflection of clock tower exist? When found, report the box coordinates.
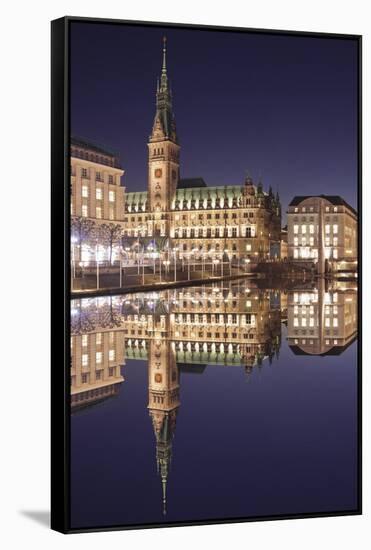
[147,312,180,515]
[148,37,180,236]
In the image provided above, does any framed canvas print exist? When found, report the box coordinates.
[51,16,362,533]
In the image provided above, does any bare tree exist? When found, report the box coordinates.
[99,223,123,265]
[71,217,96,248]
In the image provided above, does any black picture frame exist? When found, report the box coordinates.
[51,16,362,534]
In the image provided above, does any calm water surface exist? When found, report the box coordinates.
[70,280,358,529]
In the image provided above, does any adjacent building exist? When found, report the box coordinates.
[287,195,357,273]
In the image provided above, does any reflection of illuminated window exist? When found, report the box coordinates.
[301,237,307,246]
[333,249,338,259]
[309,225,314,234]
[325,224,330,234]
[294,317,299,327]
[309,237,314,246]
[333,306,338,314]
[82,185,89,198]
[294,293,299,303]
[293,225,299,234]
[82,354,88,366]
[96,352,102,364]
[333,224,338,234]
[325,306,330,314]
[109,349,115,361]
[294,305,298,314]
[301,225,307,234]
[333,293,338,303]
[294,249,298,259]
[96,188,102,200]
[333,237,338,246]
[294,237,298,246]
[325,237,330,246]
[82,204,88,217]
[96,206,102,219]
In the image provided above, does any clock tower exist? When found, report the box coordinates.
[148,37,180,236]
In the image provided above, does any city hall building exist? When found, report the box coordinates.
[70,38,282,267]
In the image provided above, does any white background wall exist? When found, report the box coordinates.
[0,0,369,547]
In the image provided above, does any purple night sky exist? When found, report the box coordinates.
[70,21,359,219]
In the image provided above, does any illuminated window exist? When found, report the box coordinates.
[109,207,114,220]
[82,185,89,198]
[246,300,251,308]
[325,224,330,234]
[309,237,314,246]
[309,317,314,327]
[82,354,88,367]
[333,249,338,259]
[246,243,251,251]
[96,188,102,200]
[82,334,88,347]
[82,204,88,217]
[294,207,298,213]
[96,352,102,364]
[301,237,307,246]
[301,225,307,234]
[294,305,298,314]
[309,225,314,234]
[109,332,114,344]
[96,206,102,219]
[325,237,330,246]
[333,306,338,314]
[302,207,306,212]
[109,190,115,202]
[333,318,338,327]
[334,207,338,212]
[294,237,298,246]
[294,317,299,327]
[333,237,338,246]
[325,318,330,327]
[301,318,307,327]
[294,293,299,303]
[325,206,330,212]
[333,224,338,234]
[96,333,102,345]
[293,225,299,234]
[109,349,115,361]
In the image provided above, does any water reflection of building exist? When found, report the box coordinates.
[287,280,357,355]
[147,333,179,515]
[70,299,125,411]
[122,285,282,374]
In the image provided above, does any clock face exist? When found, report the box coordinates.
[155,168,162,178]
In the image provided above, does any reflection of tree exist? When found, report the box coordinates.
[70,300,96,335]
[96,296,122,329]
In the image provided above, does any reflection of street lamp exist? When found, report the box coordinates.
[163,260,170,276]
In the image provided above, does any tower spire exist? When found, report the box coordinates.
[162,36,167,74]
